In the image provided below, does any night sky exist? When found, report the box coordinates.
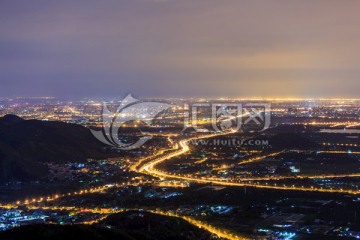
[1,0,360,98]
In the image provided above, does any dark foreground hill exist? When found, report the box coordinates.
[0,211,213,240]
[0,115,111,183]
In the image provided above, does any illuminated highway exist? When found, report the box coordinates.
[3,204,251,240]
[238,150,284,165]
[1,130,359,239]
[0,179,188,209]
[149,209,250,240]
[139,134,360,195]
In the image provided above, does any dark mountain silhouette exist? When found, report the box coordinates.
[0,115,111,183]
[0,211,212,240]
[0,114,24,124]
[99,210,211,239]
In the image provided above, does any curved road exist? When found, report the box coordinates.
[139,134,360,195]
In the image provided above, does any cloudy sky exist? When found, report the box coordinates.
[1,0,360,98]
